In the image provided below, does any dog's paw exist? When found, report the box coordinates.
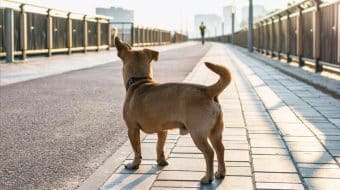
[215,170,226,179]
[157,159,169,166]
[125,163,139,170]
[200,175,213,184]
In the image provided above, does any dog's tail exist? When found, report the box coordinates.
[204,62,231,98]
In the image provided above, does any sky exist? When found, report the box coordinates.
[4,0,289,36]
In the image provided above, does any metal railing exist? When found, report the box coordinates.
[0,0,112,62]
[111,22,187,47]
[207,0,340,72]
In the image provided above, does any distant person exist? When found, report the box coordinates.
[199,22,206,45]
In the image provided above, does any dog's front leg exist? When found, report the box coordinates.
[157,131,168,166]
[125,128,142,169]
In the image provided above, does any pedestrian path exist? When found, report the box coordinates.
[89,43,340,190]
[0,42,197,86]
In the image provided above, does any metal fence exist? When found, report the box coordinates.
[207,0,340,72]
[1,1,188,63]
[1,0,111,62]
[111,22,187,47]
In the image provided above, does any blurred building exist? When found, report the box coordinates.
[223,6,233,35]
[194,14,222,38]
[96,7,134,22]
[240,5,266,28]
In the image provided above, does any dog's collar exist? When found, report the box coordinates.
[126,76,151,91]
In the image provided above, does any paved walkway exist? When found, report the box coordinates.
[0,42,197,86]
[97,43,340,190]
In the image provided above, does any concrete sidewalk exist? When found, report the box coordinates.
[0,42,197,86]
[87,43,340,190]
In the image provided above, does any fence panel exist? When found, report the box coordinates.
[72,19,84,48]
[101,23,108,45]
[14,11,21,52]
[302,11,314,59]
[289,15,297,56]
[27,12,47,50]
[87,21,97,47]
[320,3,339,66]
[52,17,67,49]
[281,18,288,54]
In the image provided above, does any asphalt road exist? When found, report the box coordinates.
[0,43,211,190]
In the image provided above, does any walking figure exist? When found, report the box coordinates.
[199,22,206,45]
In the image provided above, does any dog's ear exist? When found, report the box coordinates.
[143,49,159,62]
[115,37,131,59]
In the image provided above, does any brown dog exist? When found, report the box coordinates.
[115,37,231,184]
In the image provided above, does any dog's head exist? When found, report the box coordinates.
[115,37,159,85]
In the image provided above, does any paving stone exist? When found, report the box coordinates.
[157,171,204,181]
[286,142,325,152]
[318,135,340,141]
[163,158,206,171]
[249,134,282,139]
[305,178,340,190]
[323,141,340,150]
[278,125,315,137]
[226,162,251,167]
[299,167,340,178]
[169,153,204,159]
[256,182,304,190]
[225,150,250,162]
[224,143,249,150]
[172,146,201,154]
[297,163,339,169]
[253,157,297,173]
[291,151,336,164]
[251,148,289,155]
[250,138,285,148]
[223,128,247,136]
[226,166,252,176]
[284,136,319,142]
[223,135,247,141]
[255,172,301,183]
[101,174,157,190]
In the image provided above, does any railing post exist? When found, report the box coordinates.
[248,0,253,52]
[47,9,53,57]
[313,0,322,72]
[67,12,72,55]
[96,18,101,51]
[297,7,304,67]
[260,21,264,53]
[130,22,134,46]
[278,16,282,59]
[5,8,14,63]
[107,19,111,49]
[20,4,27,60]
[286,11,291,63]
[83,15,87,53]
[265,20,269,55]
[271,17,275,57]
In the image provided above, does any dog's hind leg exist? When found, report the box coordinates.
[125,127,142,169]
[157,131,168,166]
[209,113,226,179]
[190,132,214,184]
